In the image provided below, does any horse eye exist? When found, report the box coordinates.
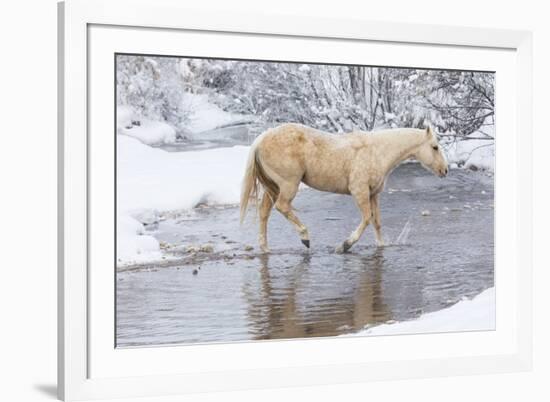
[432,145,439,151]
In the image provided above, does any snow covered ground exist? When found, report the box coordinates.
[118,135,248,212]
[351,287,495,337]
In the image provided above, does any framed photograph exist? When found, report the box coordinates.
[58,0,533,400]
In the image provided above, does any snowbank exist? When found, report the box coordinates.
[117,214,162,265]
[446,139,494,171]
[117,105,177,145]
[352,287,495,336]
[444,124,495,172]
[119,120,177,145]
[182,93,249,133]
[118,135,249,213]
[117,135,250,264]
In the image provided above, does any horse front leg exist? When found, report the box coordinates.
[336,191,371,253]
[371,193,385,247]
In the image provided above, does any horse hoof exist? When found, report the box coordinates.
[301,239,310,249]
[335,241,351,254]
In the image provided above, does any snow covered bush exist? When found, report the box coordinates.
[116,55,192,138]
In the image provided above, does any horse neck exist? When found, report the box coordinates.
[372,130,426,174]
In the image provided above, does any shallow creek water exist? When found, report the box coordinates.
[116,162,494,347]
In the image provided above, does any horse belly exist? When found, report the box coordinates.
[302,169,350,194]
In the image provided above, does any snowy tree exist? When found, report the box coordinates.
[117,54,495,144]
[192,60,496,140]
[422,71,494,138]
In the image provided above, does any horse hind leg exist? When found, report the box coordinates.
[258,192,275,253]
[336,191,371,253]
[274,183,310,249]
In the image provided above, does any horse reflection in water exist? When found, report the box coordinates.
[243,249,392,340]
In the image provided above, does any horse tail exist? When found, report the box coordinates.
[239,142,259,224]
[239,134,279,224]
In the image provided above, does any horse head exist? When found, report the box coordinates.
[413,127,448,178]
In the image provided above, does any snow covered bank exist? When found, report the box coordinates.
[118,135,249,213]
[117,214,162,265]
[117,106,177,145]
[117,93,252,147]
[116,94,251,265]
[444,124,495,172]
[352,287,495,336]
[117,135,250,265]
[182,93,251,134]
[446,139,494,172]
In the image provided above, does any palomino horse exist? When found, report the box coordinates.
[240,123,448,253]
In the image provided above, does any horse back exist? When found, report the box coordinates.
[257,123,356,194]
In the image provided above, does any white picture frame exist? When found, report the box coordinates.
[58,0,533,400]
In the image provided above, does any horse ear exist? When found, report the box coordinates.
[426,126,433,138]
